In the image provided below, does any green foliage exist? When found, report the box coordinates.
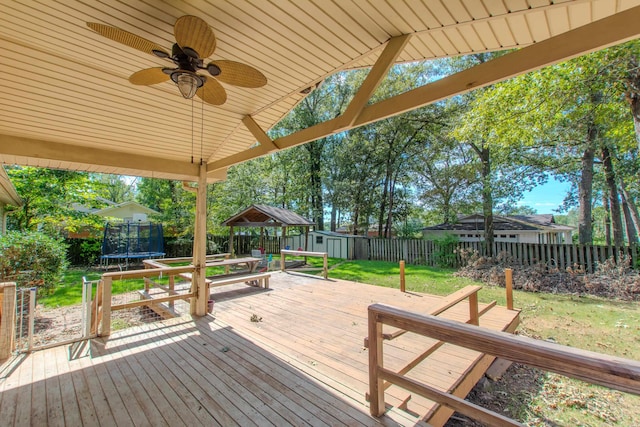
[432,234,460,268]
[0,231,68,294]
[6,166,105,235]
[65,238,102,266]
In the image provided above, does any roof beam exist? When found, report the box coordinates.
[242,115,280,152]
[206,6,640,173]
[336,34,411,129]
[355,5,640,127]
[0,134,199,178]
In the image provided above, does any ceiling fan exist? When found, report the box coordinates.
[87,15,267,105]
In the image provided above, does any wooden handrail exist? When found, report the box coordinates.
[381,285,483,342]
[367,303,640,425]
[280,249,328,279]
[103,264,195,279]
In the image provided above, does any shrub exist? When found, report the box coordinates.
[432,234,459,268]
[0,231,68,294]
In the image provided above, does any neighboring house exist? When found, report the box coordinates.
[0,167,22,234]
[69,200,161,238]
[422,214,573,244]
[92,201,160,223]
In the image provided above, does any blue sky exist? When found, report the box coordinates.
[518,178,571,213]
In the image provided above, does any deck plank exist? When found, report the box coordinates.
[54,346,84,426]
[3,272,519,427]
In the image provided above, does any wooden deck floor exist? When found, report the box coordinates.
[0,272,519,426]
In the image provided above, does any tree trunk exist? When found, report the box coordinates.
[625,56,640,150]
[377,172,389,238]
[602,145,624,248]
[330,204,337,232]
[306,140,324,230]
[385,176,397,238]
[578,147,595,245]
[621,181,640,234]
[479,147,494,256]
[620,187,638,245]
[602,193,611,246]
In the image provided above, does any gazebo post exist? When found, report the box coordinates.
[282,226,287,249]
[260,227,264,252]
[229,226,235,257]
[304,226,309,263]
[191,164,208,316]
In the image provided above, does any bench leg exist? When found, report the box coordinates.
[264,277,269,289]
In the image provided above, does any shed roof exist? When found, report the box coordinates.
[221,204,313,227]
[1,2,639,181]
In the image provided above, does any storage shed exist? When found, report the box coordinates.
[288,231,364,260]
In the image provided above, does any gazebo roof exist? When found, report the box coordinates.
[1,1,639,182]
[221,204,313,227]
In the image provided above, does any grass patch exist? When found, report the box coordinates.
[327,260,640,425]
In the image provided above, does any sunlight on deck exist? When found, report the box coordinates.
[0,272,519,426]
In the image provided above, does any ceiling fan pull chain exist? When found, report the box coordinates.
[200,97,204,165]
[191,97,194,164]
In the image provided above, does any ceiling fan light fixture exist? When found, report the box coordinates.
[171,70,204,99]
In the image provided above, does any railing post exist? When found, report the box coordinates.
[399,260,405,292]
[169,275,175,310]
[505,268,514,310]
[0,282,17,359]
[100,276,112,337]
[323,253,328,279]
[281,252,285,273]
[27,287,36,352]
[468,292,479,326]
[368,307,385,416]
[81,278,92,339]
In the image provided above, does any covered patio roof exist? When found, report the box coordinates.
[1,1,640,182]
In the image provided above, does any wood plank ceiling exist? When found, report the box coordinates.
[0,0,639,181]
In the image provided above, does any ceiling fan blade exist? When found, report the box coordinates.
[197,78,227,105]
[174,16,216,58]
[129,68,170,85]
[87,22,168,57]
[210,60,267,88]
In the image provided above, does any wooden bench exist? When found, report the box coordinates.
[179,272,271,289]
[208,272,271,289]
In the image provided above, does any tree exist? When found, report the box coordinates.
[6,166,103,235]
[137,178,195,236]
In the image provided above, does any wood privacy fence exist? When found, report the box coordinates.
[367,239,639,273]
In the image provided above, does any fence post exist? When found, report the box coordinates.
[505,268,514,310]
[399,260,405,293]
[0,282,16,360]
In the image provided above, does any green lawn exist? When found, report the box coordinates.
[328,260,640,426]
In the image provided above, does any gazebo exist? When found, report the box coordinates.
[221,204,314,255]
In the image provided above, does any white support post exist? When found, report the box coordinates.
[191,163,208,316]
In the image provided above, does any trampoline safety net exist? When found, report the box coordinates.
[100,222,165,266]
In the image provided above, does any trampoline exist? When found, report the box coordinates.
[100,222,165,269]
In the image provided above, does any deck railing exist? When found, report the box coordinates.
[98,263,197,336]
[367,304,640,426]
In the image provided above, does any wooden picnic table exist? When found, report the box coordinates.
[205,256,263,274]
